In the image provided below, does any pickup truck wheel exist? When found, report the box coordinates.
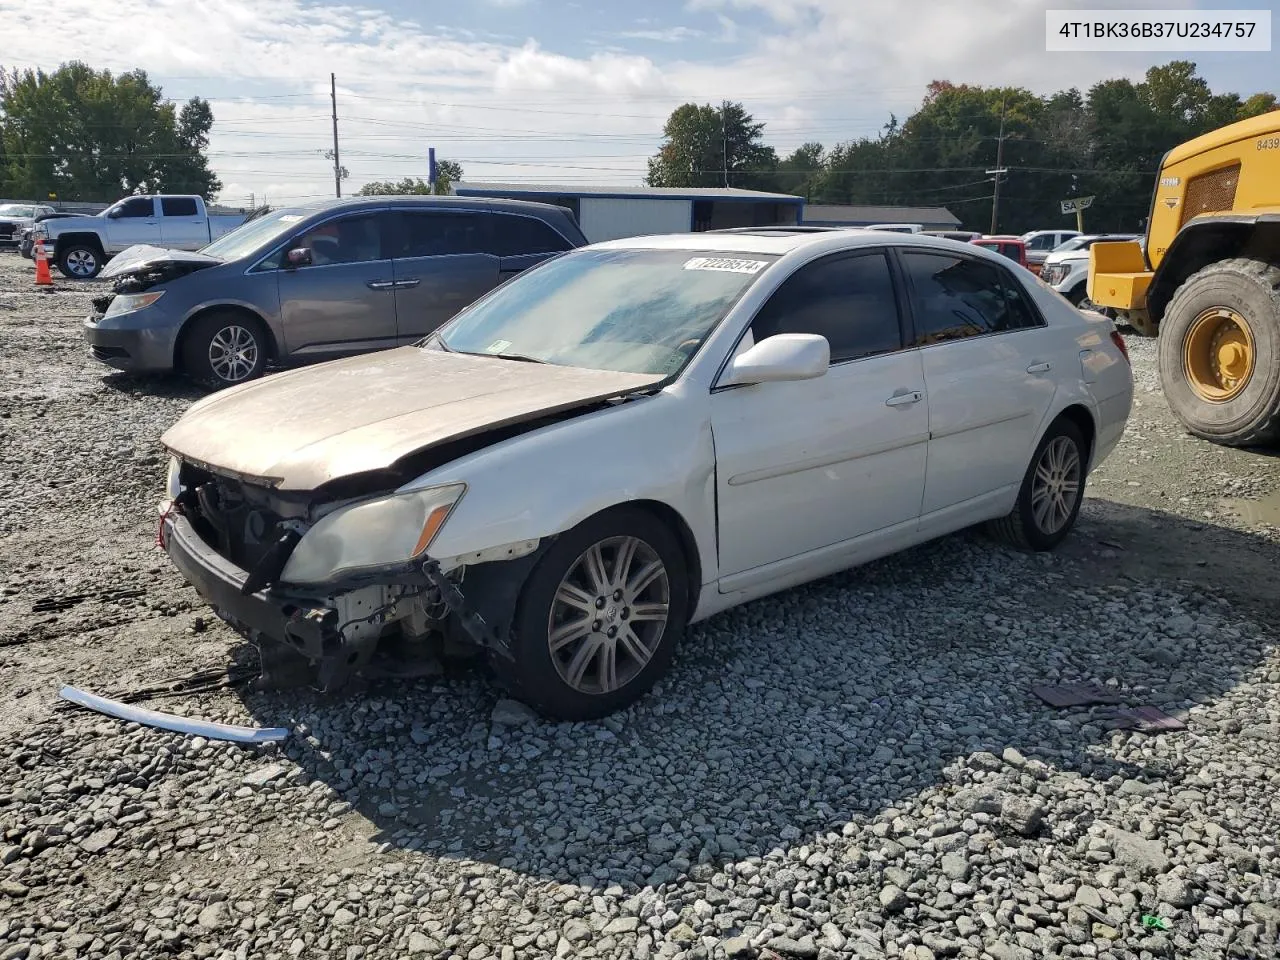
[1159,258,1280,447]
[58,244,102,278]
[494,506,689,721]
[181,312,268,388]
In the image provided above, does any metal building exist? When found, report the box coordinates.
[801,204,961,230]
[453,182,805,243]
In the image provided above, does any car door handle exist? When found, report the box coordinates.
[1026,361,1053,374]
[394,278,420,289]
[366,280,396,290]
[885,390,924,407]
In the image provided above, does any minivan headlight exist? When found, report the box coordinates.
[280,483,466,585]
[104,291,165,318]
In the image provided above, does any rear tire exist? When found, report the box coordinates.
[1158,258,1280,447]
[180,312,268,388]
[987,417,1088,551]
[493,506,690,721]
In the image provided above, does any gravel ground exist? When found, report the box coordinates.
[1,253,1278,960]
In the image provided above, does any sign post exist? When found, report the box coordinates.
[1060,195,1094,233]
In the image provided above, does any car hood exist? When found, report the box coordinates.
[1043,250,1089,266]
[100,244,223,280]
[161,347,666,491]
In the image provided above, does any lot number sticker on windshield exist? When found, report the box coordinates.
[484,339,512,354]
[683,257,768,274]
[279,215,304,223]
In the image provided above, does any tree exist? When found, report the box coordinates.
[0,61,220,200]
[646,101,777,189]
[773,142,825,197]
[1239,92,1279,120]
[356,160,463,196]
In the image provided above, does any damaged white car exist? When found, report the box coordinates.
[158,229,1133,719]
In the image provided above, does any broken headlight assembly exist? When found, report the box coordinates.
[166,456,182,499]
[104,290,165,318]
[280,483,466,585]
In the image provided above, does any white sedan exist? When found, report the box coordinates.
[157,229,1133,719]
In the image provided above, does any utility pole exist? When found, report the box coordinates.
[330,73,342,199]
[721,100,729,188]
[987,96,1008,234]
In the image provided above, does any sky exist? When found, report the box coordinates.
[4,0,1277,208]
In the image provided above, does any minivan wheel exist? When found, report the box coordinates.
[181,312,268,388]
[495,507,689,721]
[58,244,102,278]
[987,418,1087,551]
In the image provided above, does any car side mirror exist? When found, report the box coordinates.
[720,333,830,387]
[106,208,121,219]
[285,247,313,268]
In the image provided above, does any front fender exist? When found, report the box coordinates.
[404,384,719,583]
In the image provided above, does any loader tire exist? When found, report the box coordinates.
[1159,257,1280,448]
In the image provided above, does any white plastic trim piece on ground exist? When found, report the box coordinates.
[59,685,289,744]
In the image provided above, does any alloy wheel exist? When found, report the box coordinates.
[547,535,670,695]
[65,249,97,277]
[208,325,260,383]
[1031,435,1082,535]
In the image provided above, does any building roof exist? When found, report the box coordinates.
[454,181,804,202]
[803,204,960,226]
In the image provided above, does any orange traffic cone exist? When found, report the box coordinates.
[34,238,54,289]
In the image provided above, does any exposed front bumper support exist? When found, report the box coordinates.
[162,509,534,687]
[421,559,513,661]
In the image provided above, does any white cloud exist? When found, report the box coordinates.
[618,26,705,42]
[3,0,1257,205]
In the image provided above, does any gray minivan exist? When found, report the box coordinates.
[84,196,587,387]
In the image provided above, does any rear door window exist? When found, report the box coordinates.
[391,211,489,258]
[161,197,199,217]
[901,251,1039,345]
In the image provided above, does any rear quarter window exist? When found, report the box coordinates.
[488,214,572,256]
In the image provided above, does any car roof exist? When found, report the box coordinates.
[282,195,574,217]
[588,229,1015,259]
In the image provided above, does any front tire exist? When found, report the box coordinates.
[1158,258,1280,447]
[988,417,1088,551]
[495,507,690,721]
[180,312,268,388]
[58,244,102,278]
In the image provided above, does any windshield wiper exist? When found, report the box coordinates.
[453,349,547,364]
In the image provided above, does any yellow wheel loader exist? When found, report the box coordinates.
[1089,111,1280,447]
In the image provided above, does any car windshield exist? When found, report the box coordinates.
[1053,236,1095,252]
[199,208,310,261]
[435,248,778,376]
[0,204,35,218]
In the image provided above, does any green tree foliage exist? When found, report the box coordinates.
[646,101,777,190]
[773,142,825,198]
[649,61,1276,233]
[356,160,464,197]
[0,61,220,201]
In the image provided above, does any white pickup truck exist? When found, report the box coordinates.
[35,195,248,278]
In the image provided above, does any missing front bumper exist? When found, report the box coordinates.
[161,511,533,689]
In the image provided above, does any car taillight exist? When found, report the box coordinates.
[1110,330,1130,364]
